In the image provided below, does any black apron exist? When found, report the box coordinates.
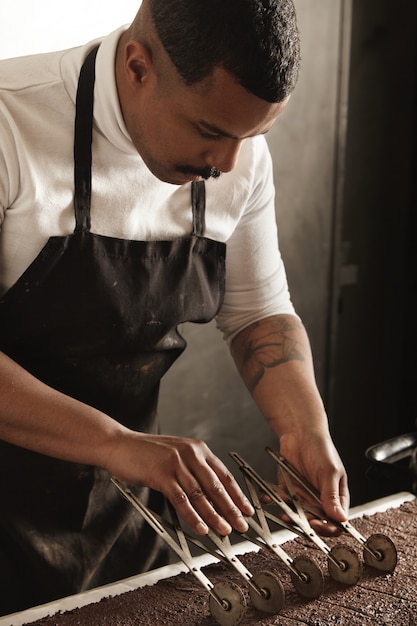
[0,46,226,616]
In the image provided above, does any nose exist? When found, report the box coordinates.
[204,139,242,174]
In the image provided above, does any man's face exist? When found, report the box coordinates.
[122,57,288,185]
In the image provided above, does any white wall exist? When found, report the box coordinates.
[0,1,141,59]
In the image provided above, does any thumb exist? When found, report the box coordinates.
[321,483,349,522]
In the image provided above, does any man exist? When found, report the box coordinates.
[0,0,349,615]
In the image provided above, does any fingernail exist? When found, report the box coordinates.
[335,504,348,520]
[196,521,209,535]
[218,519,233,535]
[235,516,249,533]
[244,502,255,516]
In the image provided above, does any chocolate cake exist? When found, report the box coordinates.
[21,497,417,626]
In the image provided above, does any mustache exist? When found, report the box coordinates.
[175,165,222,180]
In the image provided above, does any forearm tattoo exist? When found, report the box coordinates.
[236,317,305,393]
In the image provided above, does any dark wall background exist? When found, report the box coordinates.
[159,0,417,506]
[330,0,417,503]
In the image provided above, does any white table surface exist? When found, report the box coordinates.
[1,491,415,626]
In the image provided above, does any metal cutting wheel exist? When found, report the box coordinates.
[209,581,247,626]
[363,533,398,572]
[289,555,324,599]
[248,570,285,614]
[327,544,363,585]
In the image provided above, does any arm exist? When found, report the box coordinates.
[0,351,253,535]
[231,313,349,532]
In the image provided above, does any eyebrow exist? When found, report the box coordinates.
[198,120,271,140]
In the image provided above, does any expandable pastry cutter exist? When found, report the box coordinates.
[111,476,285,626]
[228,451,324,599]
[230,450,363,586]
[111,448,397,625]
[263,448,398,574]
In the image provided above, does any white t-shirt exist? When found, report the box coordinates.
[0,27,296,343]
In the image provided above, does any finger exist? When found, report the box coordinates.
[192,465,251,534]
[270,468,346,536]
[169,484,212,535]
[187,482,234,535]
[309,518,341,537]
[206,455,255,516]
[169,478,235,536]
[155,442,252,535]
[260,493,272,504]
[320,473,350,523]
[164,452,245,536]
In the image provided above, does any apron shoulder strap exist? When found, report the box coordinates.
[74,46,207,239]
[73,45,100,233]
[191,181,206,237]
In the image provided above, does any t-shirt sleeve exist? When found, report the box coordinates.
[216,137,298,344]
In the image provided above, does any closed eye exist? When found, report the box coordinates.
[199,130,222,140]
[196,119,239,141]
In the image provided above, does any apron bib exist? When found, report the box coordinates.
[0,45,226,615]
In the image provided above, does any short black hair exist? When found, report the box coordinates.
[148,0,300,103]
